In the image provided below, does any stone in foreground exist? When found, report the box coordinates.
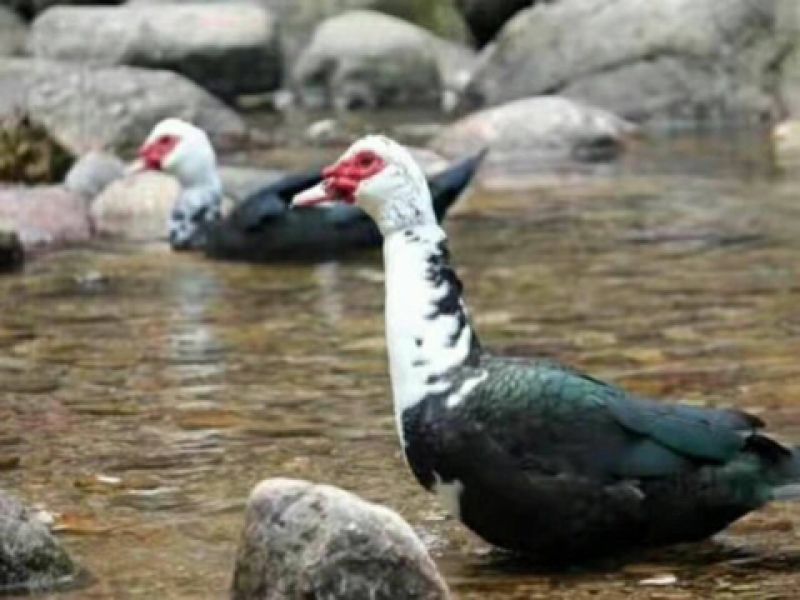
[0,489,74,592]
[232,478,449,600]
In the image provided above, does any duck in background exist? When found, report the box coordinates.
[135,119,485,262]
[293,134,800,561]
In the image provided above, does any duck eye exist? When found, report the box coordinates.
[357,153,375,168]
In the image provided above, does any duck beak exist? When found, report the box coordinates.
[292,181,333,207]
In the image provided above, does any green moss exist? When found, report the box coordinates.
[0,114,74,185]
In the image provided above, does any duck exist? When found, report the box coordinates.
[136,119,485,261]
[293,134,800,561]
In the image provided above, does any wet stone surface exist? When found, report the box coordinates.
[0,132,800,598]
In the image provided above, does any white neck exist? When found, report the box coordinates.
[169,169,222,248]
[383,223,480,445]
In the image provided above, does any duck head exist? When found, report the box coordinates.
[137,119,222,250]
[138,118,218,187]
[293,135,435,235]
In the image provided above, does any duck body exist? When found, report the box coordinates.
[201,152,483,262]
[294,135,800,561]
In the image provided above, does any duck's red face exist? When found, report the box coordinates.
[294,150,385,206]
[139,134,180,170]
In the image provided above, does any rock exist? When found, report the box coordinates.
[0,230,24,272]
[0,489,74,592]
[463,0,794,124]
[31,4,282,101]
[0,59,248,156]
[231,478,450,600]
[780,47,800,118]
[90,168,256,239]
[0,186,91,248]
[129,0,469,58]
[772,120,800,170]
[454,0,534,47]
[7,1,123,20]
[292,10,475,110]
[64,151,125,199]
[90,171,178,241]
[0,7,28,57]
[430,96,634,180]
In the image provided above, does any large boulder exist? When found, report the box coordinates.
[31,4,281,101]
[0,59,248,156]
[0,490,74,591]
[430,96,635,182]
[128,0,469,58]
[292,10,475,110]
[232,479,450,600]
[454,0,534,47]
[463,0,795,124]
[6,1,123,20]
[0,186,91,248]
[0,7,28,57]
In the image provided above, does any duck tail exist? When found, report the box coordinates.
[428,147,488,222]
[753,439,800,500]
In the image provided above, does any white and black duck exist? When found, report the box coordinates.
[136,119,484,262]
[293,135,800,561]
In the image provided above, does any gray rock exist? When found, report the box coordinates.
[430,96,634,182]
[31,4,281,101]
[0,490,74,591]
[90,170,178,241]
[463,0,795,124]
[781,47,800,117]
[90,168,252,240]
[6,1,123,20]
[0,58,248,156]
[0,7,28,57]
[232,478,450,600]
[129,0,469,58]
[292,10,474,110]
[454,0,534,47]
[0,186,91,248]
[64,151,126,199]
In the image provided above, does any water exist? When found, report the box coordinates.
[2,131,800,599]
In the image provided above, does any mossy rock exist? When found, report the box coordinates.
[0,114,74,185]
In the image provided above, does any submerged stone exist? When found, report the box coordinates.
[0,489,75,593]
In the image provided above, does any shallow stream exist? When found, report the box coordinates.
[2,131,800,599]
